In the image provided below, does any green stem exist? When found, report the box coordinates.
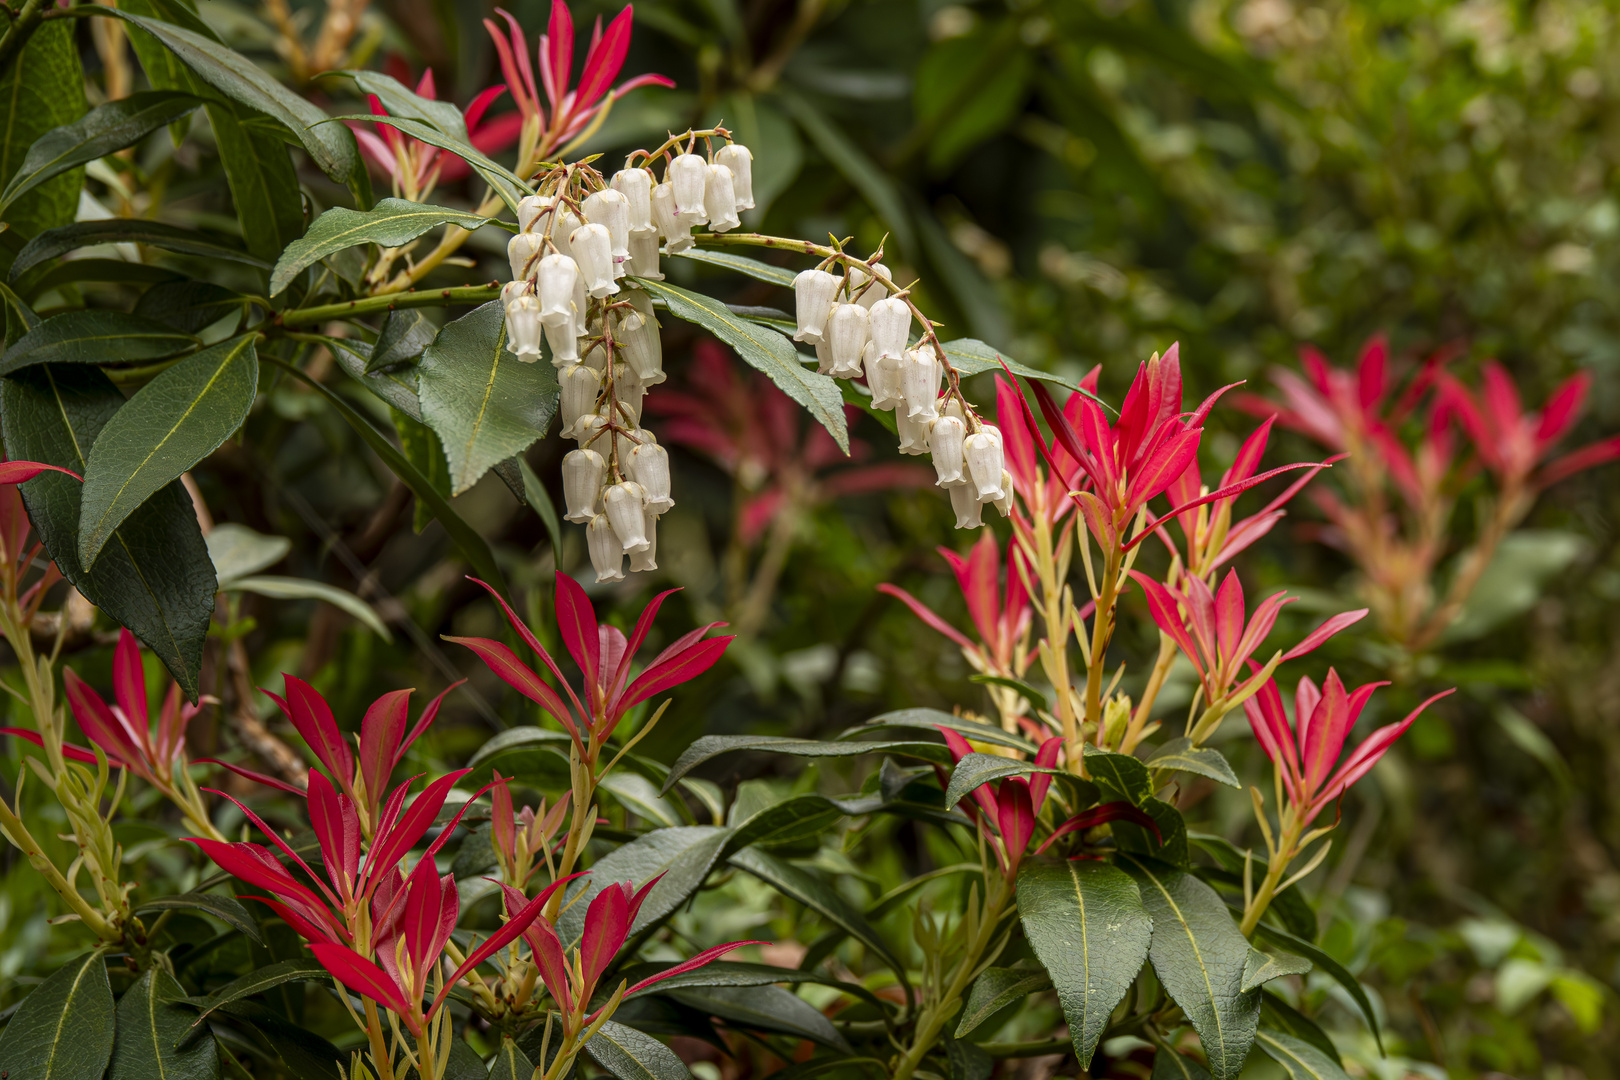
[0,0,47,71]
[277,284,501,327]
[1240,813,1302,938]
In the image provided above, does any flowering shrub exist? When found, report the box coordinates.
[0,3,1615,1080]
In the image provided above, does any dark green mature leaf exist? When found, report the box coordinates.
[1016,860,1151,1066]
[665,985,850,1051]
[955,966,1053,1039]
[620,961,885,1013]
[943,752,1099,811]
[1255,1030,1350,1080]
[211,1000,341,1080]
[585,1021,691,1080]
[394,409,453,533]
[20,259,181,298]
[1114,797,1190,867]
[1,91,199,212]
[1148,738,1241,788]
[108,967,218,1080]
[1151,1047,1213,1080]
[2,365,215,697]
[489,1038,537,1080]
[779,93,916,256]
[1242,947,1312,993]
[663,734,952,792]
[940,338,1078,389]
[860,707,1037,753]
[945,1037,992,1080]
[340,71,468,140]
[1083,745,1153,805]
[0,951,114,1080]
[371,308,437,372]
[676,248,797,287]
[558,827,731,945]
[271,200,495,296]
[132,282,244,336]
[1,281,41,345]
[208,100,306,264]
[326,334,422,418]
[329,114,527,210]
[1259,991,1341,1065]
[418,301,559,494]
[465,726,573,771]
[728,847,903,978]
[638,278,848,453]
[722,793,846,857]
[134,894,261,943]
[0,311,196,375]
[95,7,359,183]
[9,220,269,283]
[764,1059,885,1080]
[0,21,87,240]
[78,334,257,568]
[185,959,332,1026]
[1122,856,1260,1080]
[1252,924,1381,1050]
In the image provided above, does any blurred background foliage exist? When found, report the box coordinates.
[7,0,1620,1075]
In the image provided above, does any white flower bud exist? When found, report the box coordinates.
[537,255,581,331]
[901,345,942,421]
[992,470,1014,517]
[587,514,625,582]
[826,303,869,378]
[629,440,672,513]
[629,508,658,572]
[628,231,663,279]
[507,231,545,282]
[558,363,601,439]
[950,478,984,529]
[544,317,579,364]
[582,189,631,264]
[579,336,607,373]
[854,263,894,309]
[704,164,741,233]
[929,415,966,485]
[868,297,911,361]
[942,397,966,422]
[652,183,691,253]
[562,448,606,523]
[570,223,618,299]
[864,344,903,411]
[792,269,839,343]
[964,426,1005,502]
[611,168,656,234]
[896,409,931,455]
[714,143,754,210]
[516,194,551,233]
[669,153,709,225]
[616,291,663,384]
[604,481,651,553]
[504,295,543,359]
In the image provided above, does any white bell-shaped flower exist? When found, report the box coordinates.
[864,345,903,411]
[558,363,602,439]
[508,231,545,282]
[537,255,580,330]
[628,439,672,513]
[896,409,931,455]
[574,411,608,448]
[579,336,607,374]
[704,164,741,233]
[813,339,833,376]
[562,448,606,523]
[604,481,651,553]
[991,470,1014,517]
[826,303,869,378]
[950,479,984,529]
[628,231,663,279]
[587,514,626,582]
[714,143,754,209]
[629,508,658,572]
[570,223,618,298]
[792,269,839,342]
[901,344,942,421]
[868,297,911,361]
[616,292,663,383]
[544,317,579,364]
[611,168,656,234]
[516,194,552,232]
[929,415,967,485]
[582,189,631,264]
[504,295,544,359]
[651,183,692,253]
[501,279,530,305]
[669,153,709,225]
[615,362,647,425]
[964,426,1005,502]
[854,263,894,309]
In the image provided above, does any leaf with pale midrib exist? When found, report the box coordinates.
[0,310,197,375]
[0,951,114,1080]
[662,734,952,792]
[586,1020,692,1080]
[1,91,199,212]
[557,826,731,945]
[1255,1029,1351,1080]
[0,21,87,240]
[184,959,332,1026]
[1148,737,1241,788]
[729,846,904,979]
[108,967,218,1080]
[10,219,268,283]
[270,199,495,296]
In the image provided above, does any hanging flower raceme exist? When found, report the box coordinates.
[450,572,732,759]
[350,68,513,202]
[1440,362,1620,491]
[880,532,1033,686]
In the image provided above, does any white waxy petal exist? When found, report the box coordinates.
[864,345,903,410]
[628,231,663,279]
[629,508,659,572]
[508,231,545,282]
[544,317,579,363]
[611,168,656,233]
[629,440,673,513]
[992,470,1014,517]
[537,255,581,330]
[704,164,741,233]
[868,297,911,361]
[559,363,602,438]
[792,269,839,342]
[901,345,942,421]
[501,279,531,305]
[562,448,606,523]
[504,296,544,359]
[516,194,552,232]
[616,291,663,383]
[826,303,868,378]
[964,427,1005,502]
[855,262,893,309]
[605,481,651,553]
[615,362,647,425]
[570,223,619,298]
[574,412,608,448]
[950,479,984,529]
[814,338,833,376]
[651,183,692,253]
[929,415,966,485]
[587,514,626,582]
[714,143,754,209]
[896,409,931,455]
[669,153,709,225]
[582,189,631,263]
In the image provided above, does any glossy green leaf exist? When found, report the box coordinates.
[9,219,268,283]
[1,364,215,697]
[134,893,262,943]
[132,282,245,335]
[585,1020,691,1080]
[1242,946,1313,993]
[210,1000,341,1079]
[1122,855,1260,1080]
[341,71,468,140]
[943,752,1099,811]
[729,846,904,978]
[557,826,731,945]
[722,793,846,857]
[271,199,495,296]
[1259,991,1341,1065]
[1252,923,1380,1050]
[184,959,333,1027]
[861,707,1037,752]
[228,575,391,640]
[326,334,422,418]
[1114,796,1190,867]
[675,247,797,287]
[205,522,289,584]
[941,338,1080,390]
[78,334,258,569]
[1016,860,1152,1066]
[1151,1046,1213,1080]
[0,21,87,240]
[599,771,686,828]
[370,308,437,372]
[328,114,527,210]
[1,281,41,345]
[1148,738,1241,788]
[417,301,559,494]
[489,1038,537,1080]
[1083,744,1153,804]
[1255,1030,1350,1080]
[0,311,197,375]
[780,93,915,256]
[20,259,182,298]
[662,734,951,792]
[638,278,848,453]
[619,960,885,1013]
[465,727,573,771]
[1,91,199,212]
[207,100,307,264]
[108,968,218,1080]
[945,1037,992,1080]
[664,985,850,1051]
[0,951,114,1080]
[955,966,1052,1039]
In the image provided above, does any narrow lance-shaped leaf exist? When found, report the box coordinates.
[585,1020,691,1080]
[0,310,197,375]
[107,967,219,1080]
[0,950,115,1080]
[10,219,269,283]
[270,199,496,296]
[0,21,87,240]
